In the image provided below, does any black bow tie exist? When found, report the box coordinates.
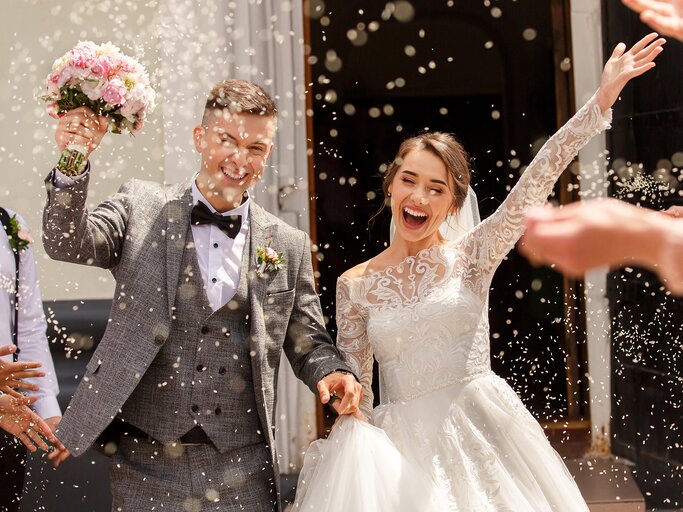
[190,201,242,239]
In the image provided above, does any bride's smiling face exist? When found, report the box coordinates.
[388,149,456,243]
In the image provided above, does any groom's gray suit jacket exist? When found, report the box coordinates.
[42,172,351,499]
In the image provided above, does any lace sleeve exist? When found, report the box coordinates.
[335,277,374,418]
[460,93,612,296]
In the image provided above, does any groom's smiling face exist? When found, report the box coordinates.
[194,110,275,212]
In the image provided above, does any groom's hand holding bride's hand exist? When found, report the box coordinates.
[317,371,364,419]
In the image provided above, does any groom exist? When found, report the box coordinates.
[42,79,361,511]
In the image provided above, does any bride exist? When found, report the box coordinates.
[294,33,665,511]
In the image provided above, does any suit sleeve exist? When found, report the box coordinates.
[42,170,134,270]
[283,231,356,394]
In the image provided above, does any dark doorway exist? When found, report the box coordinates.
[307,0,587,428]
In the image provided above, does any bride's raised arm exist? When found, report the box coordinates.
[335,277,374,419]
[458,33,665,295]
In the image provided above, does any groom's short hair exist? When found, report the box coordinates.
[202,79,277,125]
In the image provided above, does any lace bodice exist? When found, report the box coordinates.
[337,95,612,417]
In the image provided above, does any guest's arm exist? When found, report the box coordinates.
[519,199,683,294]
[623,0,683,41]
[13,222,61,420]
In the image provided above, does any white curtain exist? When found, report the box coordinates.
[158,0,316,472]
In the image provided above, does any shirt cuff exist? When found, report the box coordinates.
[52,163,90,189]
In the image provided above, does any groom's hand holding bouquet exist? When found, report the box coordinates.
[43,41,155,176]
[54,106,108,168]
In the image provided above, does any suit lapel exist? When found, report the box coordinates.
[165,184,193,318]
[247,203,276,312]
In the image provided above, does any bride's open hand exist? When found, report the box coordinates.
[596,32,666,111]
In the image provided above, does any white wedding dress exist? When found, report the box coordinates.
[294,95,611,511]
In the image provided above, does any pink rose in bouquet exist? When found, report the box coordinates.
[101,77,128,105]
[42,41,156,175]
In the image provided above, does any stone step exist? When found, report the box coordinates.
[565,458,645,512]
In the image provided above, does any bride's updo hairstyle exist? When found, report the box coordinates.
[377,132,471,219]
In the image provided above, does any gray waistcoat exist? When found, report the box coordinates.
[119,226,264,452]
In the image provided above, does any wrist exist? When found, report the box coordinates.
[594,88,612,113]
[324,369,358,384]
[630,210,669,268]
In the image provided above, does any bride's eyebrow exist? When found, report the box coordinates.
[401,169,448,187]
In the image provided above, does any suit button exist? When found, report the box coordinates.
[215,407,222,415]
[154,334,165,345]
[191,405,199,413]
[196,364,206,372]
[201,326,210,334]
[218,367,226,375]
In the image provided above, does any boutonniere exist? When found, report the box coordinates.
[256,240,286,277]
[6,215,33,253]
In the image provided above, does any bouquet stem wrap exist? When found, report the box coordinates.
[56,144,88,176]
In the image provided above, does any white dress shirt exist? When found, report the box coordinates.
[0,209,61,419]
[191,179,250,311]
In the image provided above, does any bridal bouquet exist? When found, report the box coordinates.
[42,41,156,174]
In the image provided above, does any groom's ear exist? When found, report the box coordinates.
[193,126,205,153]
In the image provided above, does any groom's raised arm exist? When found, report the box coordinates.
[43,173,132,270]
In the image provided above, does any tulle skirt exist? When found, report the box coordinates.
[293,374,589,511]
[293,415,451,511]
